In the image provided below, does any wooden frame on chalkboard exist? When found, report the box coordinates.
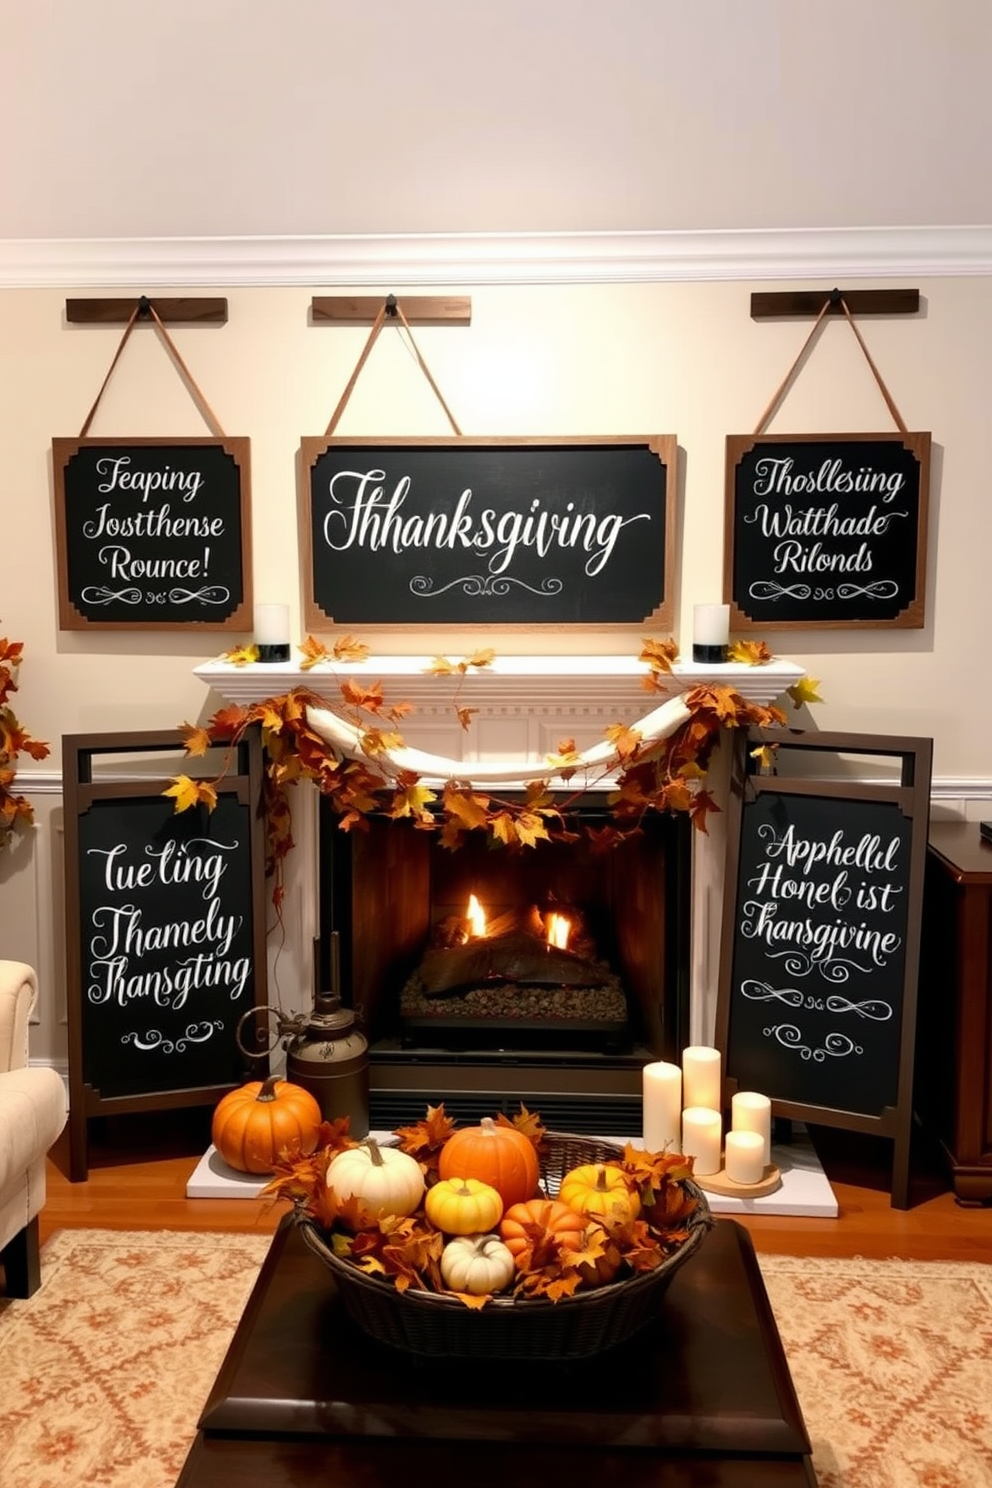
[724,431,931,630]
[299,435,677,632]
[63,729,269,1181]
[715,727,932,1209]
[52,436,253,631]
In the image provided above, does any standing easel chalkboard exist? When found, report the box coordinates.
[716,727,932,1208]
[63,729,269,1180]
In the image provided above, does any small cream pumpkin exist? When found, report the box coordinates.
[326,1138,425,1224]
[440,1233,516,1295]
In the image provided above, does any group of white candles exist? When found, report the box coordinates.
[642,1046,772,1185]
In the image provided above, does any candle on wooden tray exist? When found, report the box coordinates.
[692,603,730,663]
[642,1060,682,1152]
[682,1045,722,1111]
[253,603,291,661]
[731,1090,772,1167]
[681,1106,722,1176]
[724,1129,766,1185]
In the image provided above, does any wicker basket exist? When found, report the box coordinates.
[297,1132,712,1361]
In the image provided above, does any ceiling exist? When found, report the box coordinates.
[3,0,991,244]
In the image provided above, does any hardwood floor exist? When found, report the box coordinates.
[34,1109,991,1262]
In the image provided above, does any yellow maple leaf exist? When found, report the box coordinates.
[332,634,371,663]
[514,811,551,848]
[223,643,259,666]
[463,648,495,670]
[390,781,437,819]
[639,636,679,673]
[605,722,643,760]
[179,722,213,757]
[727,639,772,666]
[298,635,333,670]
[788,676,823,708]
[443,783,491,831]
[163,775,218,813]
[490,811,517,846]
[426,655,457,675]
[750,743,777,772]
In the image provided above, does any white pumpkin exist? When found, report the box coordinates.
[440,1232,516,1295]
[326,1138,425,1223]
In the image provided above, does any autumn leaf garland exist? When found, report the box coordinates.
[169,636,818,901]
[0,627,50,851]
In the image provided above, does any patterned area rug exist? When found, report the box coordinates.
[1,1230,991,1487]
[757,1252,992,1488]
[0,1228,272,1488]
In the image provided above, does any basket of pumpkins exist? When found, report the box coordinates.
[262,1101,712,1361]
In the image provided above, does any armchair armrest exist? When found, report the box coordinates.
[0,961,38,1075]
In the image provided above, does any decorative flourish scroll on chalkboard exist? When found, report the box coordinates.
[63,730,269,1181]
[716,727,932,1209]
[724,433,931,629]
[300,436,677,630]
[52,437,252,631]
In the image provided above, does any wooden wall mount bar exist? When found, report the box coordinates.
[65,297,228,325]
[750,288,920,319]
[312,295,471,324]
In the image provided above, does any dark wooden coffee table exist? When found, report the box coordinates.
[177,1216,817,1487]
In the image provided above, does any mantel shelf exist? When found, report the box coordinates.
[195,653,805,720]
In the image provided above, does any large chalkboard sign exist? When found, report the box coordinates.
[300,436,677,630]
[63,730,268,1180]
[53,437,253,630]
[716,728,932,1208]
[724,432,931,629]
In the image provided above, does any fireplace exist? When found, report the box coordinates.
[318,796,692,1134]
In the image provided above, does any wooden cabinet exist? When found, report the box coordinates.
[920,824,992,1203]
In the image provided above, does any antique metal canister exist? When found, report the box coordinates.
[285,993,369,1138]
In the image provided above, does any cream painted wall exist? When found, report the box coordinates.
[3,273,991,1065]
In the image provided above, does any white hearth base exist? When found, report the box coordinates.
[187,1128,837,1216]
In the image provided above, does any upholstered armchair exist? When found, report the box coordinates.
[0,961,67,1296]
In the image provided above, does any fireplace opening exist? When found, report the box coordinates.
[318,796,692,1135]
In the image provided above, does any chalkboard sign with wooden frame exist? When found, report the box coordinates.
[724,432,931,629]
[63,729,269,1181]
[300,435,677,631]
[53,436,252,631]
[715,727,932,1208]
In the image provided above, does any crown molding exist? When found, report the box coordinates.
[2,225,992,289]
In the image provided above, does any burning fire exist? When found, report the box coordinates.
[545,911,571,950]
[466,893,487,938]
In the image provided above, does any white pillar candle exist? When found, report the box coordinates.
[692,603,730,647]
[642,1060,682,1152]
[724,1129,766,1185]
[253,603,290,645]
[682,1045,722,1111]
[731,1090,772,1167]
[681,1107,723,1176]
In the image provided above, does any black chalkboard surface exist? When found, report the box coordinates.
[53,437,252,630]
[300,436,677,630]
[725,432,931,629]
[63,730,268,1180]
[716,728,932,1208]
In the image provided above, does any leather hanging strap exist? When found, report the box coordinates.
[324,295,462,438]
[753,291,908,437]
[79,297,226,438]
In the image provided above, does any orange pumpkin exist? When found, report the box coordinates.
[499,1198,586,1259]
[212,1075,322,1174]
[438,1117,540,1209]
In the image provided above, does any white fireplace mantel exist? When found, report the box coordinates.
[194,652,806,766]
